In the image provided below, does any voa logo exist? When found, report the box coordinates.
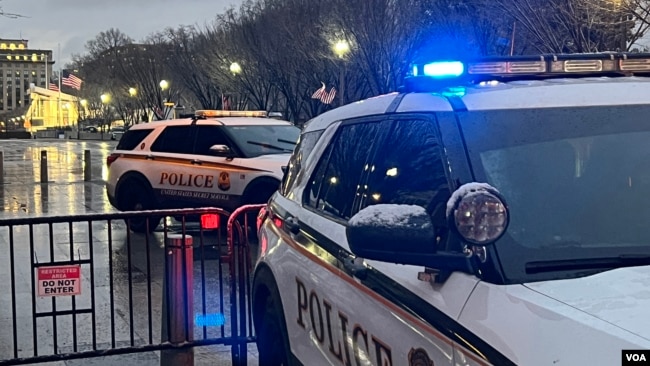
[626,354,646,362]
[623,350,649,364]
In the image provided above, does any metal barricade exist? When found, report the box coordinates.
[0,206,261,365]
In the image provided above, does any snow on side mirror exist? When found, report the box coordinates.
[346,204,437,263]
[446,182,509,246]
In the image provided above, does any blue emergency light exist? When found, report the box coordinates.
[418,61,465,78]
[195,312,226,327]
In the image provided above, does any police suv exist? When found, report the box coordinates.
[106,110,300,233]
[253,53,650,366]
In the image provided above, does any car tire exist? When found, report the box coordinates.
[119,183,161,234]
[254,269,292,366]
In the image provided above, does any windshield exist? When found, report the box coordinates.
[224,124,300,158]
[460,105,650,283]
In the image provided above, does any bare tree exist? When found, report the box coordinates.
[485,0,647,53]
[162,26,222,109]
[0,1,26,19]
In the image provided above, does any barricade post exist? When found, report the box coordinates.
[161,233,194,366]
[40,150,48,183]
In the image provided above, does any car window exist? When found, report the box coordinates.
[193,125,230,155]
[356,118,452,240]
[280,130,323,196]
[116,128,155,150]
[150,125,195,154]
[223,125,300,158]
[304,121,383,220]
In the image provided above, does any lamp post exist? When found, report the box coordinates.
[101,93,111,138]
[128,87,137,124]
[333,40,350,106]
[159,80,170,119]
[226,62,243,110]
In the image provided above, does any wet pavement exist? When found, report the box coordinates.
[0,139,259,366]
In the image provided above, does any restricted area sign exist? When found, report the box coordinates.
[37,265,81,297]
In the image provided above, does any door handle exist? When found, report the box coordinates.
[191,159,202,165]
[285,217,301,235]
[342,257,367,279]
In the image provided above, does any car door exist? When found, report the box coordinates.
[273,115,476,365]
[147,124,199,207]
[187,124,243,209]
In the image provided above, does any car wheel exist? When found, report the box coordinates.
[119,183,161,234]
[254,273,291,366]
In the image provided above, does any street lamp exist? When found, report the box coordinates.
[229,62,242,75]
[101,93,111,136]
[332,40,350,106]
[128,87,138,124]
[159,81,171,119]
[333,40,350,59]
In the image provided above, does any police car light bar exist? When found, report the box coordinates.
[412,53,650,79]
[195,110,268,118]
[404,53,650,92]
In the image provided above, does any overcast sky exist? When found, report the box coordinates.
[0,0,241,66]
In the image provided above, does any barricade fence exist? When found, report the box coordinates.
[0,205,265,365]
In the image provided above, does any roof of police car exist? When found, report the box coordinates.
[303,76,650,133]
[128,116,294,130]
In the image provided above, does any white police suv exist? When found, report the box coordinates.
[106,110,300,233]
[252,53,650,365]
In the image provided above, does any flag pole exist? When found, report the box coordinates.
[57,43,62,129]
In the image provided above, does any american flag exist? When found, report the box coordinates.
[48,83,59,92]
[311,82,326,100]
[320,87,337,104]
[61,70,83,90]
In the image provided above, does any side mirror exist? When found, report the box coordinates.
[209,144,233,157]
[347,204,436,257]
[346,204,471,271]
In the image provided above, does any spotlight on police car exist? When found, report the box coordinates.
[447,183,509,245]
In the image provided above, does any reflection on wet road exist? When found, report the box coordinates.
[0,139,259,366]
[0,140,116,216]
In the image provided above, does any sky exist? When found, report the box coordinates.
[0,0,242,66]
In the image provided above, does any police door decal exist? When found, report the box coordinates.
[218,172,231,191]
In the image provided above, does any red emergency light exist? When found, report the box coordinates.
[201,214,220,230]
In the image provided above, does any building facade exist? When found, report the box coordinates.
[24,86,83,132]
[0,39,54,117]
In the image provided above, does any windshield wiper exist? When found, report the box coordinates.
[246,140,293,152]
[277,138,297,145]
[525,254,650,274]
